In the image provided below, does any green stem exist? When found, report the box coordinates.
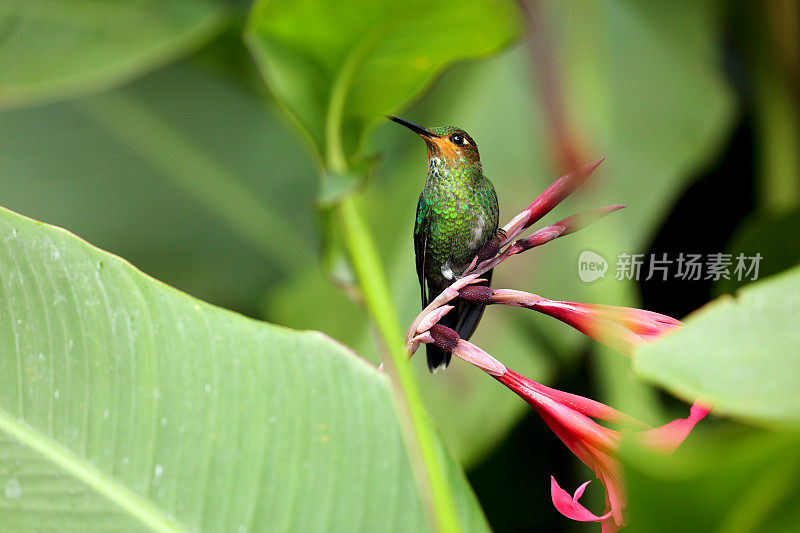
[336,195,460,533]
[322,28,460,529]
[753,68,800,212]
[743,3,800,212]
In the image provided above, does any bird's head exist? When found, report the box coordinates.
[388,116,480,167]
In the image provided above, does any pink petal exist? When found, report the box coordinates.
[497,158,605,246]
[530,300,682,357]
[416,305,454,334]
[502,374,620,452]
[490,288,544,308]
[572,479,591,500]
[592,451,627,526]
[510,205,625,254]
[410,331,433,345]
[451,339,507,376]
[508,226,565,253]
[519,159,604,231]
[639,402,711,454]
[502,370,646,426]
[406,331,434,355]
[550,476,612,522]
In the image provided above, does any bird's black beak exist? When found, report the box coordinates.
[386,115,435,138]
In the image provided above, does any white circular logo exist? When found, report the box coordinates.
[578,250,608,283]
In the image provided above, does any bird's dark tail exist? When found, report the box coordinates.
[425,269,493,373]
[425,318,454,373]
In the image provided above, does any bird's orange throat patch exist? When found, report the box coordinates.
[425,137,480,167]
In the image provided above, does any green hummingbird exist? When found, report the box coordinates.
[389,116,499,373]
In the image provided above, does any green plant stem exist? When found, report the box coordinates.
[336,195,460,533]
[752,66,800,212]
[321,34,460,526]
[743,3,800,212]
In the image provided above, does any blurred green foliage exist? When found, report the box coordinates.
[0,59,317,316]
[0,0,225,107]
[0,0,799,531]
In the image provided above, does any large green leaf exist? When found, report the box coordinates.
[634,265,800,426]
[0,206,488,531]
[245,0,521,163]
[0,0,226,109]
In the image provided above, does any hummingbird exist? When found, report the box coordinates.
[389,116,499,373]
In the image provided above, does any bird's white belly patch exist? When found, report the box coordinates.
[441,261,454,280]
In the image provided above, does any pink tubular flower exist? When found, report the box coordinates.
[497,158,605,247]
[422,325,710,532]
[457,287,682,358]
[497,367,710,532]
[507,205,625,254]
[531,301,682,357]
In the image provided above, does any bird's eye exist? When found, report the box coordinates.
[449,133,466,146]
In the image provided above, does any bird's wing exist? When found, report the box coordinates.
[415,195,451,372]
[414,194,429,308]
[454,187,499,342]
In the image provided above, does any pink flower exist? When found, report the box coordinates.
[496,367,709,532]
[457,287,682,358]
[422,326,710,531]
[529,301,682,357]
[498,158,606,246]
